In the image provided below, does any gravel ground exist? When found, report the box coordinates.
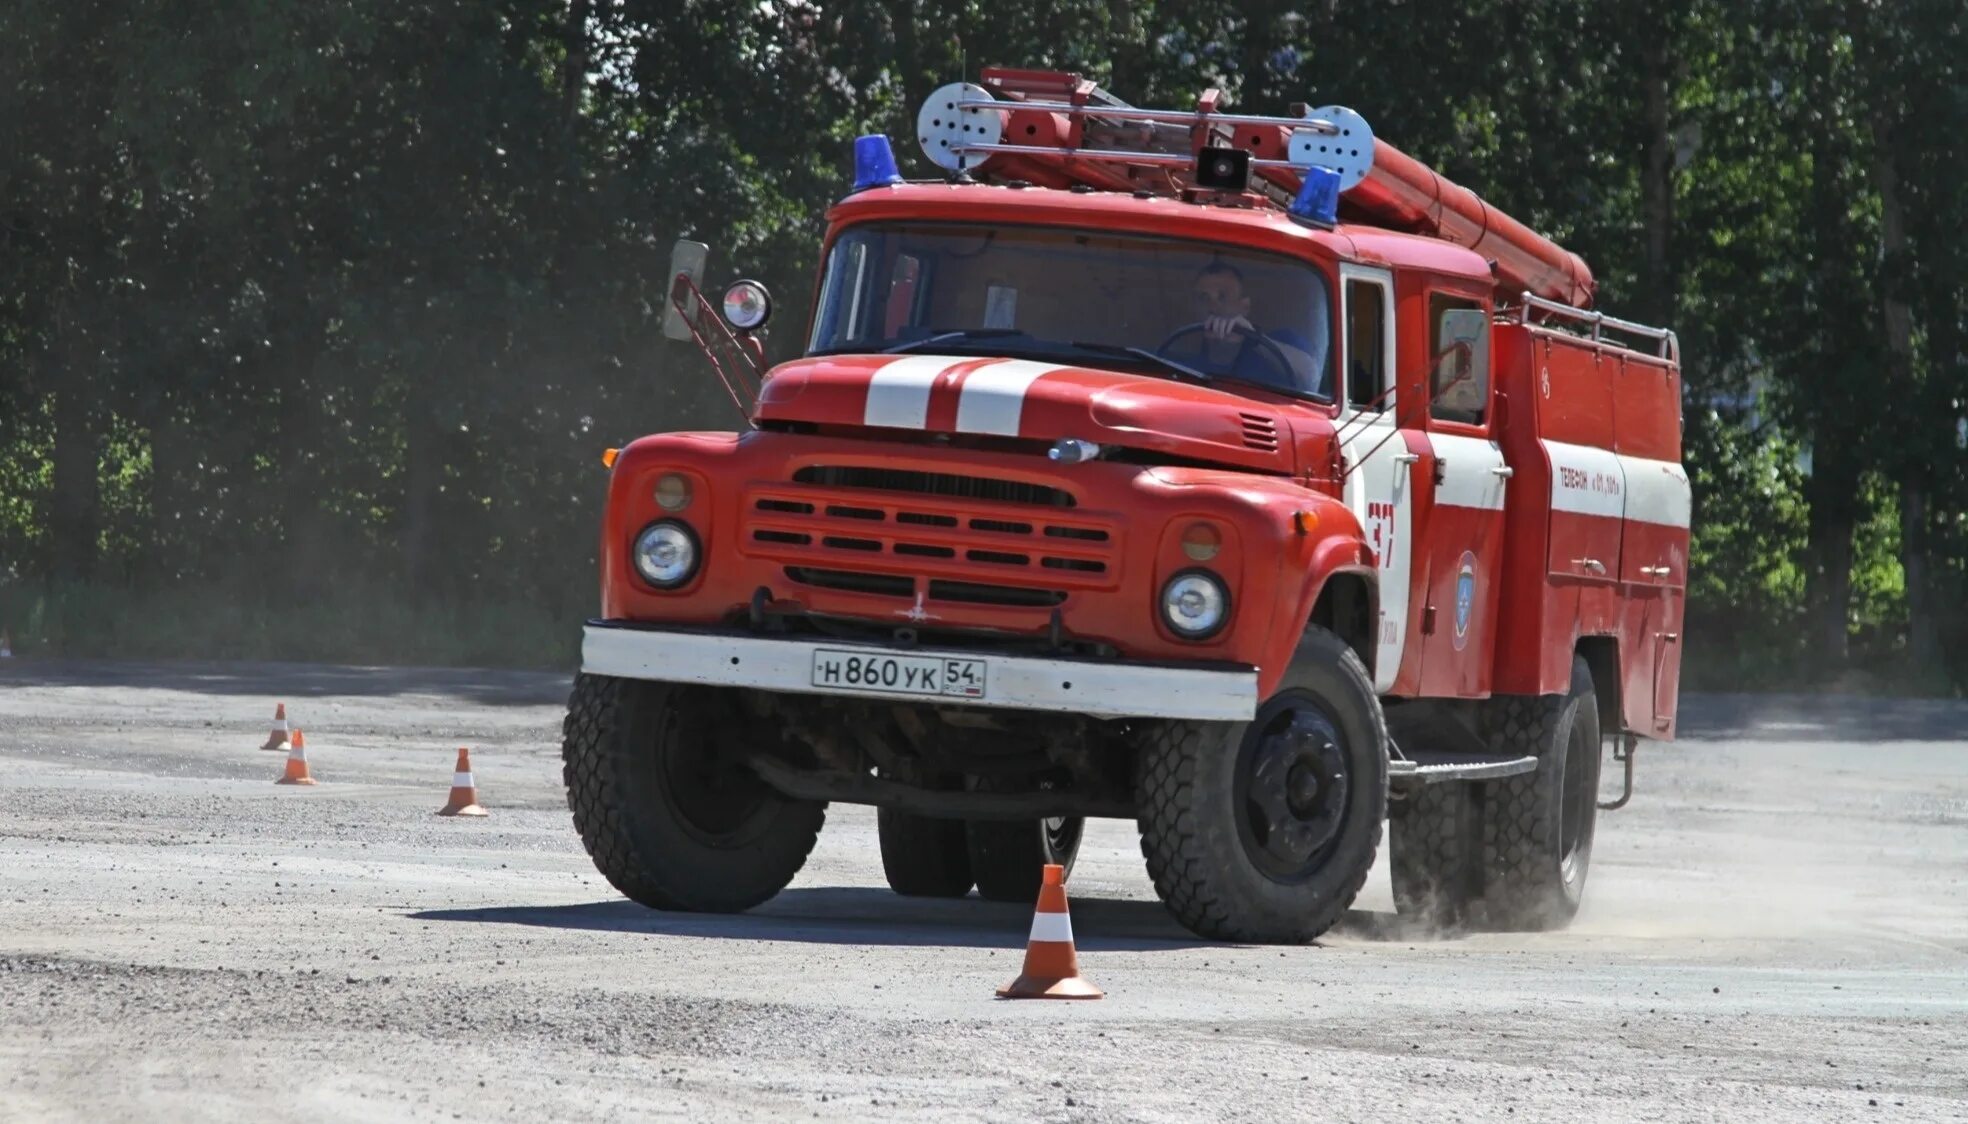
[1,658,1964,1122]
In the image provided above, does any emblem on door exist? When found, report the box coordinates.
[1453,550,1478,651]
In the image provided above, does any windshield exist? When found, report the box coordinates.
[806,222,1335,400]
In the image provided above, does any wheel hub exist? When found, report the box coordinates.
[657,699,774,840]
[1244,712,1350,873]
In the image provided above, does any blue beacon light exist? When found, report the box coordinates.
[852,135,904,192]
[1289,165,1342,228]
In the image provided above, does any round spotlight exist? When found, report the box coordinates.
[721,279,772,331]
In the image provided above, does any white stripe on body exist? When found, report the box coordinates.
[453,772,474,787]
[954,360,1059,436]
[1543,439,1626,519]
[1429,433,1509,511]
[862,355,966,429]
[1618,455,1690,529]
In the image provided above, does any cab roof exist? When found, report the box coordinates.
[824,181,1496,289]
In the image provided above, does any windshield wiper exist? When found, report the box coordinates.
[882,328,1025,354]
[1068,341,1326,402]
[1066,341,1210,384]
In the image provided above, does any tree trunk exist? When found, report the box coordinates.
[1235,3,1287,111]
[1870,115,1939,668]
[400,394,440,598]
[1798,8,1857,674]
[887,0,925,134]
[48,319,101,583]
[1639,30,1675,327]
[562,0,591,125]
[1803,455,1855,669]
[1108,0,1144,94]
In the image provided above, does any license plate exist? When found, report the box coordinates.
[809,649,987,699]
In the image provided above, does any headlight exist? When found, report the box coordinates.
[1161,570,1229,640]
[633,521,700,589]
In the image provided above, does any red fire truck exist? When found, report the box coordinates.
[562,68,1688,942]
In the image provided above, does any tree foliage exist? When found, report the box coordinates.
[0,1,1962,687]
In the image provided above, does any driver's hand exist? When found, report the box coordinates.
[1204,315,1253,340]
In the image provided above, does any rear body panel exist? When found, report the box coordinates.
[1490,324,1688,738]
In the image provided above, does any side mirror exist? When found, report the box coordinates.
[662,239,709,341]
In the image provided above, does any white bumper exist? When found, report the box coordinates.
[580,623,1258,722]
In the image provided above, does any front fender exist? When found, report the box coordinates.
[1258,506,1378,699]
[1139,468,1374,697]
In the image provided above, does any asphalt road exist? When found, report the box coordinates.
[2,658,1964,1122]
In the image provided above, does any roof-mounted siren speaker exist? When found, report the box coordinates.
[917,82,1004,173]
[1287,105,1374,226]
[1195,147,1252,192]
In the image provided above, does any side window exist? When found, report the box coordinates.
[1429,294,1489,425]
[1344,278,1388,410]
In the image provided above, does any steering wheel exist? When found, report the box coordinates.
[1155,321,1299,388]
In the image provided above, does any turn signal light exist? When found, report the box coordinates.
[601,448,619,469]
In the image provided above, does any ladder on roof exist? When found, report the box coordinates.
[908,66,1601,309]
[914,66,1375,208]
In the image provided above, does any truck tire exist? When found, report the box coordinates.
[964,782,1085,903]
[877,808,974,898]
[1389,780,1480,930]
[561,673,824,913]
[1135,625,1387,943]
[1474,654,1602,930]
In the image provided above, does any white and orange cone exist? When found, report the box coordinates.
[997,863,1102,1000]
[276,729,317,786]
[259,703,291,751]
[435,747,487,817]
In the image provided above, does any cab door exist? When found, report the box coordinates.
[1418,299,1509,698]
[1335,265,1415,694]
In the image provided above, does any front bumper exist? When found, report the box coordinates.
[581,621,1258,721]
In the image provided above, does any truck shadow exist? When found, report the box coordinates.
[412,889,1419,949]
[410,887,1230,951]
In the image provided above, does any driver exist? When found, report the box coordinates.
[1190,262,1328,394]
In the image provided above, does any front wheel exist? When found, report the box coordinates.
[561,674,824,913]
[1135,625,1387,943]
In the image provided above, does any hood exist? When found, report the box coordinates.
[753,353,1296,474]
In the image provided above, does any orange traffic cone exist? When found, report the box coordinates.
[276,729,317,786]
[435,747,486,817]
[997,863,1102,1000]
[259,703,291,751]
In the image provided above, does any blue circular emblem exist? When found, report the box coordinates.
[1453,550,1478,651]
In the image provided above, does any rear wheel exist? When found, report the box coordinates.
[877,807,974,898]
[1389,780,1480,930]
[1474,654,1602,930]
[965,781,1085,903]
[561,674,824,913]
[1134,625,1387,943]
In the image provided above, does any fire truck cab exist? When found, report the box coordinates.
[562,68,1688,942]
